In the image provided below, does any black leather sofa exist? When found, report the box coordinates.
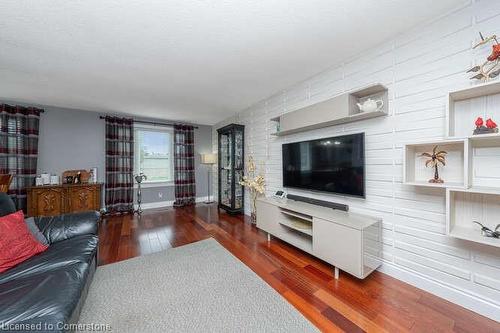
[0,193,99,332]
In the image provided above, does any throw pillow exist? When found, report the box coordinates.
[24,217,49,246]
[0,210,48,273]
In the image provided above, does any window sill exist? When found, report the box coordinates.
[134,181,174,189]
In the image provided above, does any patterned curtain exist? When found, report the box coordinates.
[173,124,196,207]
[105,116,134,214]
[0,104,42,212]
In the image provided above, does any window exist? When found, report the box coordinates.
[134,125,174,184]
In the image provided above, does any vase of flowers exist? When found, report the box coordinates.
[239,156,265,224]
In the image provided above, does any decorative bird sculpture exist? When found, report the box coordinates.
[466,32,500,81]
[474,221,500,238]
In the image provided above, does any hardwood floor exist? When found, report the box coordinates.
[98,204,500,333]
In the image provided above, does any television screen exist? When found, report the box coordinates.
[282,133,365,197]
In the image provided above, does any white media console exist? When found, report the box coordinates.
[256,197,383,279]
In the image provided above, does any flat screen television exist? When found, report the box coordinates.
[282,133,365,198]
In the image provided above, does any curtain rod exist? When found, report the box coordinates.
[1,104,44,112]
[99,116,198,129]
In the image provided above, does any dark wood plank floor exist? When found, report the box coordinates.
[98,204,500,333]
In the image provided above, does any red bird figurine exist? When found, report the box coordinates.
[475,117,484,127]
[486,118,497,129]
[487,44,500,62]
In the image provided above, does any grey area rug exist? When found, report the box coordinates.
[79,238,317,332]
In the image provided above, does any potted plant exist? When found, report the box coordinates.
[239,156,265,223]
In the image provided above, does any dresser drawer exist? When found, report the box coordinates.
[27,184,102,217]
[67,186,100,212]
[28,188,65,217]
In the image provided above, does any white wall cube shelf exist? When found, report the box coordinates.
[469,134,500,188]
[403,81,500,248]
[403,139,469,189]
[447,80,500,138]
[446,188,500,248]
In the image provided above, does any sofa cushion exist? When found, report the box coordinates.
[25,217,49,246]
[0,211,48,273]
[35,211,100,244]
[0,260,94,332]
[0,234,97,285]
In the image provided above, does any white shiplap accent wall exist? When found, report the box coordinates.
[213,1,500,321]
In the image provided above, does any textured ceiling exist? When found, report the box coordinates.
[0,0,463,125]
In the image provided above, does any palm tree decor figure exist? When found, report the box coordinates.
[420,145,447,183]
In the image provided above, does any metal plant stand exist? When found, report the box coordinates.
[134,173,147,215]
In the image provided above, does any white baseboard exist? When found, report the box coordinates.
[378,262,500,322]
[134,201,174,210]
[195,196,210,203]
[134,196,210,210]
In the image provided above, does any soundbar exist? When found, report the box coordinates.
[286,194,349,212]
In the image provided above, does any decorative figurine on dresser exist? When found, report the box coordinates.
[217,124,244,215]
[27,169,102,217]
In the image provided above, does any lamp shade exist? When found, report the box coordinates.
[201,153,217,164]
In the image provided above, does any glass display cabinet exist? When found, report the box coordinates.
[217,124,244,215]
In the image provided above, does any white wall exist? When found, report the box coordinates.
[213,1,500,321]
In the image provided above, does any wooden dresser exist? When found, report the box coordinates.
[27,183,103,217]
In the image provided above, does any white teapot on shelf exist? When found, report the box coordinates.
[357,98,383,113]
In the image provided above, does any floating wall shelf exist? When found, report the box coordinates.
[447,80,500,138]
[446,188,500,248]
[403,139,470,189]
[270,83,388,136]
[469,134,500,189]
[402,80,500,247]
